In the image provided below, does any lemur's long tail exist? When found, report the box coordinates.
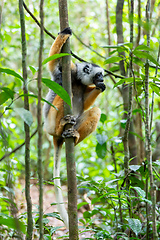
[53,138,69,228]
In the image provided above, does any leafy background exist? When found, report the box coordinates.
[0,0,160,239]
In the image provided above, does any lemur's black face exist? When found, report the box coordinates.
[77,62,104,86]
[93,72,104,85]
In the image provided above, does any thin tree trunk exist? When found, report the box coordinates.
[106,0,111,68]
[145,1,158,238]
[37,0,44,238]
[19,0,33,239]
[58,1,79,239]
[116,0,137,165]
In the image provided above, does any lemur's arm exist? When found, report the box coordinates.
[84,86,105,110]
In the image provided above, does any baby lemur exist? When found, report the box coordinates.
[43,27,106,227]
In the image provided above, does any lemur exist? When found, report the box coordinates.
[43,27,106,228]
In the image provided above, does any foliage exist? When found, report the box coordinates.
[0,0,160,239]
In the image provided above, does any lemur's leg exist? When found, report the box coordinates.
[48,28,76,72]
[44,95,64,137]
[74,107,101,145]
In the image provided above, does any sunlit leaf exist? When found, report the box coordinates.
[14,108,33,127]
[42,53,70,65]
[149,82,160,96]
[131,186,146,198]
[104,56,123,64]
[42,78,71,107]
[133,50,160,66]
[129,165,141,171]
[1,87,15,99]
[77,202,88,210]
[29,65,38,75]
[134,45,153,52]
[0,68,24,81]
[0,92,11,105]
[0,216,25,233]
[127,218,142,236]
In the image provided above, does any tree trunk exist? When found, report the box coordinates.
[58,0,79,239]
[37,0,44,238]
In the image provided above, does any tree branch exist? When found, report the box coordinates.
[0,128,38,162]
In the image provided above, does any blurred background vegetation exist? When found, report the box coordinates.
[0,0,160,239]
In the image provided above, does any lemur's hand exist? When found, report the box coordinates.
[96,82,106,92]
[59,27,72,36]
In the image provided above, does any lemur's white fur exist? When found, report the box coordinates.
[54,146,69,227]
[77,62,104,85]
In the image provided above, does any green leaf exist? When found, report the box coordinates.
[42,78,71,107]
[0,92,11,105]
[129,165,141,172]
[133,50,160,66]
[100,113,107,123]
[104,56,123,64]
[96,142,107,159]
[44,212,62,221]
[114,79,126,88]
[77,202,88,210]
[131,186,146,198]
[29,65,38,75]
[0,68,24,81]
[154,160,160,166]
[1,87,15,99]
[42,53,70,65]
[134,45,153,52]
[149,82,160,96]
[0,216,25,233]
[127,218,142,236]
[14,108,33,127]
[103,45,120,49]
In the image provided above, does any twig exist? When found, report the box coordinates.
[73,31,105,59]
[150,41,160,131]
[0,128,38,162]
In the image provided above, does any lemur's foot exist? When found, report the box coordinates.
[60,115,76,127]
[62,129,80,140]
[59,27,72,36]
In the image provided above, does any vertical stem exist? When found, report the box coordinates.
[111,144,123,224]
[19,0,33,239]
[122,0,134,219]
[145,1,158,239]
[136,0,141,47]
[58,1,79,239]
[106,0,111,67]
[37,0,44,238]
[150,43,160,131]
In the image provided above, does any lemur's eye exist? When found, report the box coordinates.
[83,65,90,74]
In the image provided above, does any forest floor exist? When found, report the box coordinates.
[15,180,93,239]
